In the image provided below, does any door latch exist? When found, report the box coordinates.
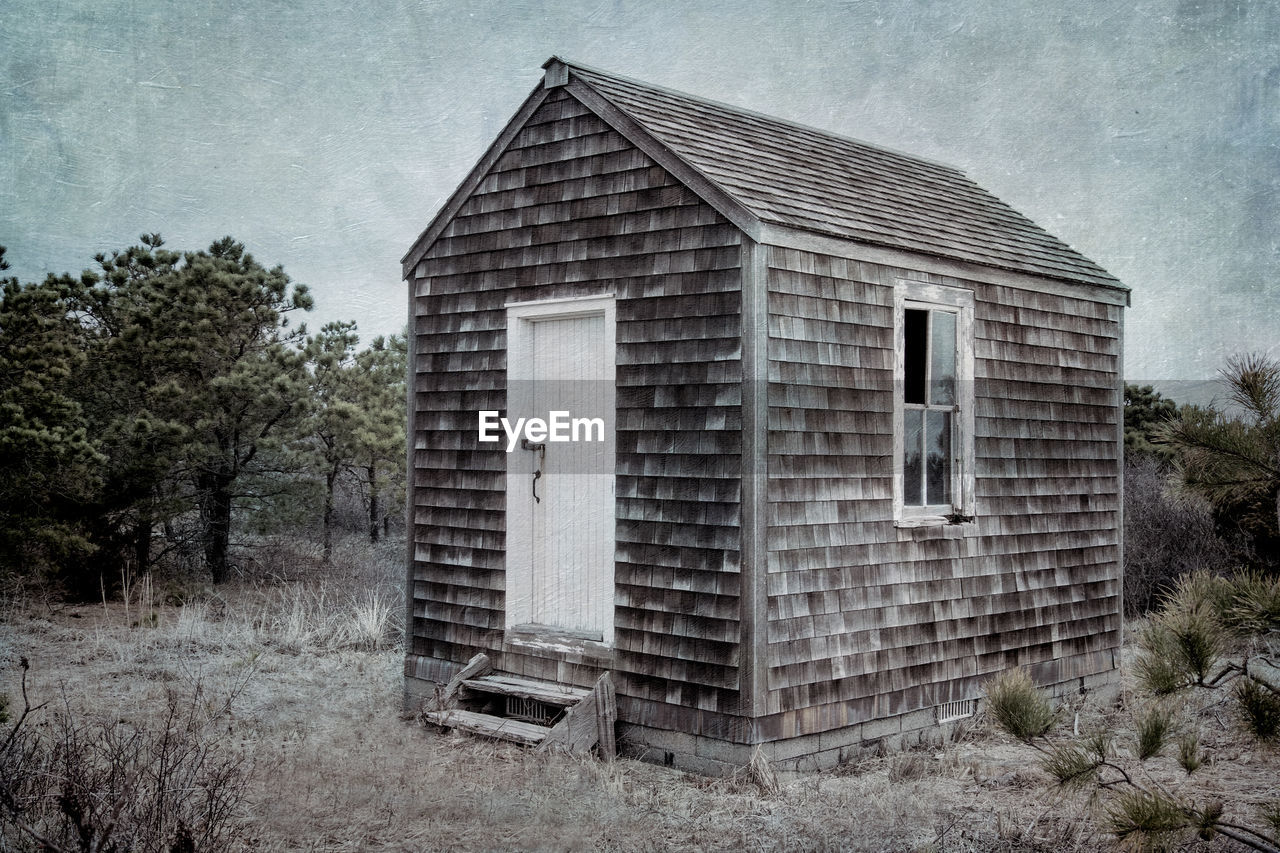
[521,440,545,503]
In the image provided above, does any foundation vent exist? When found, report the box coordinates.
[936,699,977,723]
[506,695,558,725]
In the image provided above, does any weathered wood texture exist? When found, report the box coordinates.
[539,672,618,757]
[408,88,747,736]
[759,245,1122,740]
[430,652,492,711]
[566,63,1122,290]
[426,669,612,754]
[462,674,590,706]
[406,61,1126,752]
[424,709,550,746]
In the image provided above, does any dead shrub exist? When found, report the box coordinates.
[886,751,931,783]
[1,666,249,852]
[734,745,779,794]
[1124,457,1237,616]
[345,589,401,651]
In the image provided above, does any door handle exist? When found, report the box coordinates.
[521,440,545,504]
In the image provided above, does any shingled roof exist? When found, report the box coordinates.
[405,57,1125,292]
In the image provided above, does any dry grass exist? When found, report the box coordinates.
[2,537,1276,852]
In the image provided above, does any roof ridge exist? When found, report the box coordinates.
[546,55,967,178]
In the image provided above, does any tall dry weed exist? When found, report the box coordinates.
[1,671,249,852]
[345,589,399,651]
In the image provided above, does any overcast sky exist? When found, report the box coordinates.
[2,0,1276,382]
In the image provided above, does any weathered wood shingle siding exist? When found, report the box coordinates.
[760,245,1121,739]
[405,60,1125,765]
[408,88,747,730]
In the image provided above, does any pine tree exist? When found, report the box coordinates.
[1124,383,1178,461]
[0,248,102,579]
[3,237,314,586]
[1161,354,1280,562]
[354,333,406,543]
[71,235,192,577]
[302,326,406,559]
[172,238,313,582]
[64,236,312,584]
[304,321,364,563]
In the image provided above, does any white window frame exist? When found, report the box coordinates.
[892,280,975,526]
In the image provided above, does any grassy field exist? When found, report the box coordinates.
[2,538,1276,852]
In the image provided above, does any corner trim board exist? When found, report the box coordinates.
[404,268,420,663]
[738,237,769,724]
[1116,308,1126,649]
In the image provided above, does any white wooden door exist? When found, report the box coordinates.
[505,296,615,643]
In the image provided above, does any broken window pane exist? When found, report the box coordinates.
[904,309,927,405]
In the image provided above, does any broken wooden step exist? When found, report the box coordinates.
[422,708,549,746]
[424,653,616,757]
[461,674,591,706]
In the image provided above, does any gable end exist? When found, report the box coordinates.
[402,76,761,278]
[401,85,551,278]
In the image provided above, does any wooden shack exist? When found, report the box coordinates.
[402,57,1129,772]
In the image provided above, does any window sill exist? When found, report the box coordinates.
[895,514,978,539]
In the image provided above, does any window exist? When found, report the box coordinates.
[893,281,974,524]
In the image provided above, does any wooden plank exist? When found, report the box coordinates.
[423,709,548,746]
[540,692,598,755]
[738,237,768,718]
[433,653,491,710]
[462,674,590,706]
[594,673,617,759]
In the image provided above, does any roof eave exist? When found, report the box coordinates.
[549,55,966,175]
[755,220,1130,307]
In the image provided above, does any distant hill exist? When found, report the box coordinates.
[1129,379,1224,409]
[1126,379,1257,417]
